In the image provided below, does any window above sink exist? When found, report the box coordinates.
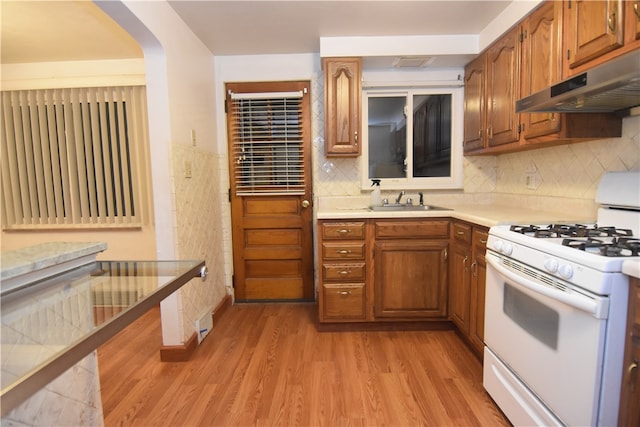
[361,86,464,191]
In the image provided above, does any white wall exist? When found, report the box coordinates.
[98,0,226,346]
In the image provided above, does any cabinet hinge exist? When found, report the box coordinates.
[567,0,571,8]
[228,188,232,202]
[518,123,525,133]
[567,49,571,60]
[232,274,235,288]
[224,97,228,114]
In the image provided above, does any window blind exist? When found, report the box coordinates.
[1,86,149,228]
[229,91,305,196]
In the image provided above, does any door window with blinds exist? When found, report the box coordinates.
[1,86,151,229]
[228,90,306,195]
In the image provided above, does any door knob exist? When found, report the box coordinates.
[302,200,310,208]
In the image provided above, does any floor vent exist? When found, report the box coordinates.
[195,310,213,344]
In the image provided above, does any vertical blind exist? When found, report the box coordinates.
[229,90,305,195]
[1,86,149,228]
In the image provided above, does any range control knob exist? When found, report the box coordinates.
[558,264,574,280]
[492,240,503,253]
[544,258,559,273]
[501,242,513,256]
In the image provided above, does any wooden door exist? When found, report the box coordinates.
[373,240,448,319]
[323,57,362,156]
[521,1,563,140]
[566,0,624,69]
[226,81,314,301]
[486,26,521,148]
[463,54,486,153]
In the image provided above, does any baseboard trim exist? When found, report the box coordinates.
[159,294,232,362]
[160,332,197,362]
[212,294,232,326]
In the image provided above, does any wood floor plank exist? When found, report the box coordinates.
[99,303,509,426]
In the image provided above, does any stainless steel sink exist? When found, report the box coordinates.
[370,204,451,212]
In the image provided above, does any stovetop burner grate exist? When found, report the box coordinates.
[510,224,633,239]
[562,237,640,257]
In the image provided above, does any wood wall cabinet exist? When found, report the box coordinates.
[463,27,520,153]
[619,275,640,426]
[628,1,640,41]
[322,57,362,157]
[373,219,449,319]
[317,221,367,322]
[464,0,624,156]
[448,220,488,359]
[564,0,640,76]
[565,0,624,70]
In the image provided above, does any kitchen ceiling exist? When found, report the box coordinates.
[1,0,512,65]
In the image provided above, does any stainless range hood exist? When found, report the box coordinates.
[516,49,640,113]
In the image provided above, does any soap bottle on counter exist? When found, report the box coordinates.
[370,179,381,207]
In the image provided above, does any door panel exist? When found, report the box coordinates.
[226,81,314,301]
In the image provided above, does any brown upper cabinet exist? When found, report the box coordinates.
[565,0,625,69]
[463,27,521,153]
[464,0,626,156]
[564,0,640,75]
[322,57,362,157]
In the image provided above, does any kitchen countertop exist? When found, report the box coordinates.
[316,196,597,228]
[623,259,640,279]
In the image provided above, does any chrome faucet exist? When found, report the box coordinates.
[419,192,424,206]
[395,191,405,204]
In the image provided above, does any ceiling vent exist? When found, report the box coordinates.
[392,56,435,68]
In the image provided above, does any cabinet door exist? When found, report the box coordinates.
[521,1,563,139]
[323,57,362,156]
[374,240,448,319]
[469,229,488,358]
[618,277,640,426]
[486,26,521,148]
[463,54,486,153]
[566,0,624,69]
[627,1,640,41]
[449,242,471,333]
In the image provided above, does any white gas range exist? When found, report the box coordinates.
[483,171,640,427]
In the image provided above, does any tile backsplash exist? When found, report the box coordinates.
[314,113,639,201]
[494,114,640,199]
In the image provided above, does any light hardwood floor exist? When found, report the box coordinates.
[98,303,509,426]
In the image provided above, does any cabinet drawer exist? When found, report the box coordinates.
[375,220,449,239]
[322,242,365,260]
[453,222,472,245]
[322,222,365,240]
[473,229,489,249]
[323,263,366,281]
[322,283,366,320]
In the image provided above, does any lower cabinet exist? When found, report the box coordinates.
[373,240,448,319]
[448,220,488,358]
[318,217,488,354]
[619,275,640,425]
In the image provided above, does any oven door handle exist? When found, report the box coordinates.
[487,254,607,318]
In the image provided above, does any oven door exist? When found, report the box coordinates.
[484,251,609,427]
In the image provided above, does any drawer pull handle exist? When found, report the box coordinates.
[457,231,465,235]
[608,12,616,33]
[339,270,351,275]
[337,229,351,234]
[337,250,352,255]
[635,3,640,19]
[480,239,487,244]
[339,290,351,296]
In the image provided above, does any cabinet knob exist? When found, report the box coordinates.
[337,229,351,234]
[337,250,352,255]
[339,270,351,275]
[339,290,351,296]
[302,199,310,208]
